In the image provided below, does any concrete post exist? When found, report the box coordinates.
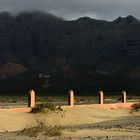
[68,90,74,107]
[28,90,35,108]
[98,90,104,104]
[122,91,127,103]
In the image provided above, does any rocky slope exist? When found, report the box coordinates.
[0,11,140,93]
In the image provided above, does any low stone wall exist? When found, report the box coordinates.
[0,107,32,112]
[0,89,139,112]
[62,102,139,110]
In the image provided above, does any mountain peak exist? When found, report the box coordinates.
[113,15,139,24]
[77,16,95,22]
[78,16,91,20]
[126,15,135,19]
[76,16,107,25]
[125,15,139,22]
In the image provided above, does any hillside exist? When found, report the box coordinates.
[0,11,140,94]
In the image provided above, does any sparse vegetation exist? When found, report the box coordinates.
[19,101,64,137]
[130,103,140,113]
[31,102,63,113]
[19,119,63,137]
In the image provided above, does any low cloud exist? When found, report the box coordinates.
[0,0,140,20]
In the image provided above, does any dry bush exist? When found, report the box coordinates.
[130,103,140,113]
[19,102,64,137]
[19,119,63,137]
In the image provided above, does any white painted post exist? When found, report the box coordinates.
[28,90,35,108]
[122,91,127,103]
[98,90,104,104]
[68,90,74,107]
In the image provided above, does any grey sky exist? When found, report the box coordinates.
[0,0,140,21]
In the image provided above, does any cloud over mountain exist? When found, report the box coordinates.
[0,0,140,20]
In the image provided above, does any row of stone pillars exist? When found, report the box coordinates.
[68,90,127,106]
[28,90,127,108]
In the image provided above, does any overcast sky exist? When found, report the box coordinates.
[0,0,140,21]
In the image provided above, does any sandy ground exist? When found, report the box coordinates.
[0,106,140,139]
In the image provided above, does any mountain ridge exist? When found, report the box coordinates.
[0,11,140,93]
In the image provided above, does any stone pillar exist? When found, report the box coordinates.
[68,90,74,107]
[122,91,127,103]
[98,90,104,104]
[28,90,35,108]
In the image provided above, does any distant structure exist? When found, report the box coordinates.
[39,73,50,78]
[39,73,50,88]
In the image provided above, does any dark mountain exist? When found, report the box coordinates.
[0,12,140,94]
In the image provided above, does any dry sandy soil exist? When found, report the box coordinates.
[0,106,140,140]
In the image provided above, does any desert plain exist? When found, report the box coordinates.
[0,96,140,140]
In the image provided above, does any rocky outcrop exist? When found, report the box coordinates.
[0,63,27,79]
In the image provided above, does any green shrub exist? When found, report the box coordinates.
[31,102,63,113]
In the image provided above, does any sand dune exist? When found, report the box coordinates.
[0,107,139,139]
[0,112,34,132]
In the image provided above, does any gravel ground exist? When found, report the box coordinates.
[64,116,140,131]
